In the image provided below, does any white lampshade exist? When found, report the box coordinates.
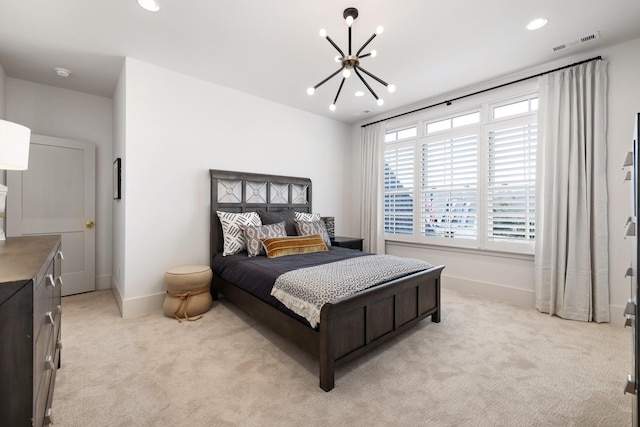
[0,119,31,170]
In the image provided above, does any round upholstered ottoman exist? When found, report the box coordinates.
[163,265,213,322]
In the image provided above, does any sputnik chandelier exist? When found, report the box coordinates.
[307,7,395,111]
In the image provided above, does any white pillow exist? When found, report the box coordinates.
[217,211,261,256]
[294,211,321,222]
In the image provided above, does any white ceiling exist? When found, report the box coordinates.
[1,0,639,124]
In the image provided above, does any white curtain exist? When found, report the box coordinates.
[359,122,386,254]
[534,59,610,323]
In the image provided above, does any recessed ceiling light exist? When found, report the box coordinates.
[54,67,71,77]
[527,18,548,31]
[354,91,365,97]
[137,0,160,12]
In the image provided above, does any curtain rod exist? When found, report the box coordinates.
[361,55,603,128]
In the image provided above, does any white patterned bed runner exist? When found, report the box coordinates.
[270,255,433,328]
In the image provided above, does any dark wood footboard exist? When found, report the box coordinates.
[318,265,443,391]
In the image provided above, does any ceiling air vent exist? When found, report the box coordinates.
[552,31,600,52]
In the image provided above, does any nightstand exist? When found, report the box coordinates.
[330,236,364,251]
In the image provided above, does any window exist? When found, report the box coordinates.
[384,92,538,254]
[426,111,480,134]
[420,132,478,241]
[492,95,538,119]
[384,142,414,234]
[486,117,537,251]
[385,125,417,143]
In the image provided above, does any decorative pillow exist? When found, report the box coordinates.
[261,234,328,258]
[257,210,297,236]
[295,220,332,247]
[216,211,261,256]
[239,222,287,257]
[321,216,335,239]
[294,211,321,222]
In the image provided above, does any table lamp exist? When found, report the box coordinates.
[0,119,31,241]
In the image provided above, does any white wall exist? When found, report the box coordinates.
[114,58,352,316]
[0,65,5,236]
[112,61,126,305]
[351,37,640,326]
[0,64,5,119]
[606,37,640,320]
[5,79,114,290]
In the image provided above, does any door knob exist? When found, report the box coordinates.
[86,221,95,229]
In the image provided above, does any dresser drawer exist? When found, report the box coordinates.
[34,359,52,427]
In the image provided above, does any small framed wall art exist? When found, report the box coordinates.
[113,158,122,199]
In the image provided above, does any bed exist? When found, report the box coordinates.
[209,169,444,391]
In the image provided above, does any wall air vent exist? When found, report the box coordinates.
[552,31,600,52]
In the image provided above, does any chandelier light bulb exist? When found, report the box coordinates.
[345,16,354,26]
[376,26,384,35]
[334,55,342,63]
[307,87,315,95]
[343,69,351,78]
[329,104,336,111]
[377,99,384,106]
[387,84,396,93]
[370,50,377,58]
[319,29,327,38]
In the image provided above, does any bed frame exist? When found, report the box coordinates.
[209,169,444,391]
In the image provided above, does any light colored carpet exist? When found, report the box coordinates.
[53,288,632,426]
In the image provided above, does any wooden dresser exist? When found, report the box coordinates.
[0,235,63,427]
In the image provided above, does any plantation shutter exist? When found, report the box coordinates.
[486,117,537,244]
[420,134,478,239]
[384,143,414,234]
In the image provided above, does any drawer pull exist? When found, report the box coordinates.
[56,276,64,286]
[57,250,65,260]
[625,375,637,395]
[626,266,634,278]
[45,355,55,371]
[56,304,63,314]
[46,311,55,325]
[625,300,636,317]
[56,340,63,350]
[625,221,636,238]
[44,408,54,425]
[46,274,55,288]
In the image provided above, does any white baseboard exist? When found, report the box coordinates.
[442,274,535,307]
[109,279,164,318]
[443,274,627,327]
[610,304,627,328]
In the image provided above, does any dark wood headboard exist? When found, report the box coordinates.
[210,169,313,259]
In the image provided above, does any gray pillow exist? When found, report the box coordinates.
[294,220,332,248]
[239,222,287,257]
[257,210,297,236]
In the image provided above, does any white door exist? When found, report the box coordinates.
[7,134,96,296]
